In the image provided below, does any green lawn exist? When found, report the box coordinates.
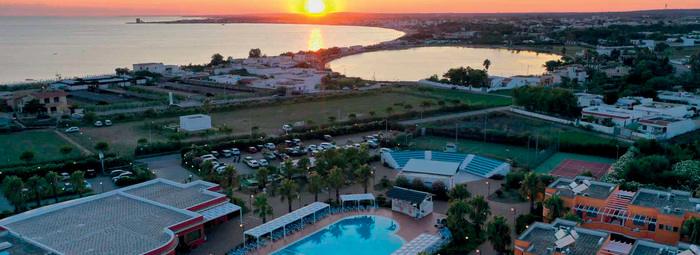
[661,46,700,59]
[489,89,513,96]
[412,135,538,164]
[69,93,437,155]
[408,87,513,106]
[0,130,82,165]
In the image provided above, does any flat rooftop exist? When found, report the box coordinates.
[401,159,460,176]
[630,189,700,216]
[547,177,616,200]
[1,193,198,255]
[123,179,223,210]
[0,230,53,255]
[518,219,608,255]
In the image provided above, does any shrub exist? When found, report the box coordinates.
[432,181,447,192]
[515,214,543,234]
[395,175,410,187]
[411,177,425,189]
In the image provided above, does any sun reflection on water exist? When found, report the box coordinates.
[308,28,324,51]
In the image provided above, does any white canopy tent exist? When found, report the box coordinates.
[340,193,376,210]
[243,202,330,244]
[391,233,441,255]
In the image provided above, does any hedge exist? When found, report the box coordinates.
[0,156,131,180]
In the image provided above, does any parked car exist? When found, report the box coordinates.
[109,170,126,178]
[255,145,265,152]
[264,143,276,150]
[222,150,232,158]
[65,127,80,133]
[353,143,362,149]
[60,172,70,181]
[112,172,134,183]
[279,153,291,161]
[323,135,333,142]
[215,165,229,173]
[247,147,258,153]
[259,159,269,167]
[263,152,277,160]
[246,159,259,168]
[367,141,378,149]
[307,145,319,152]
[310,150,320,156]
[320,143,335,150]
[231,148,241,155]
[94,121,103,127]
[342,144,352,150]
[293,139,302,146]
[273,95,283,99]
[212,151,221,158]
[71,113,84,119]
[364,136,378,142]
[85,169,96,178]
[285,140,294,146]
[282,125,293,132]
[104,120,112,126]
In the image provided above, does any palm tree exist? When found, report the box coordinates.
[448,184,471,202]
[520,172,543,213]
[255,167,271,190]
[45,171,60,203]
[403,104,413,111]
[25,175,45,208]
[682,216,700,245]
[328,167,345,203]
[468,195,491,233]
[483,59,491,71]
[253,194,274,223]
[222,166,238,189]
[354,164,372,193]
[486,216,512,254]
[544,194,565,222]
[1,176,26,213]
[385,107,394,115]
[278,179,299,213]
[446,199,471,244]
[70,171,86,197]
[308,171,324,202]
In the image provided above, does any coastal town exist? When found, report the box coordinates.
[0,5,700,255]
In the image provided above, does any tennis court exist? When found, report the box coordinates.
[547,159,612,180]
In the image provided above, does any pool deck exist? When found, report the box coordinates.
[248,208,444,255]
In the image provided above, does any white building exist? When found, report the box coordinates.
[133,63,180,75]
[632,116,697,140]
[581,105,647,127]
[630,39,656,48]
[576,93,604,107]
[633,102,689,118]
[179,114,212,132]
[382,151,510,186]
[615,96,653,109]
[386,187,433,219]
[657,91,700,107]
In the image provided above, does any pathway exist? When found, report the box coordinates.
[53,129,93,155]
[399,106,510,125]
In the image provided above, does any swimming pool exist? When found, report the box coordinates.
[272,215,405,255]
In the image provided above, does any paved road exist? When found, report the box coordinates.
[398,106,511,125]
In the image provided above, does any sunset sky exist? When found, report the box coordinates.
[1,0,699,16]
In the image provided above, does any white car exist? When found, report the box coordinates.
[282,125,293,132]
[222,150,232,157]
[247,160,259,168]
[104,120,112,126]
[60,172,70,181]
[320,143,335,150]
[264,143,276,150]
[259,159,269,167]
[354,143,362,149]
[71,113,84,119]
[112,172,134,183]
[65,127,80,133]
[94,121,103,127]
[307,145,319,151]
[215,165,228,173]
[231,148,241,155]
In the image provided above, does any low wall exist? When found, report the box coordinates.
[579,121,615,134]
[418,80,490,93]
[509,108,575,125]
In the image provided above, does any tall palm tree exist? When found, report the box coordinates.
[222,166,238,189]
[255,167,271,190]
[682,216,700,245]
[354,164,372,193]
[1,176,26,213]
[468,195,491,233]
[483,59,491,71]
[308,171,324,202]
[278,179,299,213]
[448,184,471,202]
[544,194,565,222]
[25,175,45,208]
[520,172,543,213]
[69,171,86,198]
[44,171,60,203]
[328,167,345,203]
[486,216,512,254]
[446,199,471,244]
[253,194,274,223]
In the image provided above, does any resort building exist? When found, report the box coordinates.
[581,105,646,127]
[615,96,653,109]
[387,187,434,219]
[630,116,698,140]
[576,93,604,107]
[515,218,700,255]
[0,179,241,255]
[633,102,690,118]
[544,176,700,245]
[50,75,133,91]
[133,62,181,75]
[380,150,510,187]
[657,91,700,108]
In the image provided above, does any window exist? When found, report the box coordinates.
[642,125,647,130]
[632,215,646,227]
[43,98,50,104]
[50,107,57,112]
[185,229,202,243]
[659,224,664,231]
[673,226,678,232]
[648,223,656,231]
[53,97,59,102]
[586,208,598,218]
[666,225,672,231]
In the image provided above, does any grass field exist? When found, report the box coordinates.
[534,152,616,174]
[407,87,513,106]
[0,130,82,165]
[412,135,538,164]
[489,90,513,97]
[660,46,700,59]
[68,93,439,154]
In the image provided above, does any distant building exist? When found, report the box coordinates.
[632,116,697,140]
[657,91,700,107]
[180,114,212,132]
[9,90,68,115]
[633,102,689,118]
[51,75,132,91]
[576,93,604,107]
[133,62,180,75]
[581,105,646,127]
[615,96,653,109]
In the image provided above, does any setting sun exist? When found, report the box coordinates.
[305,0,327,14]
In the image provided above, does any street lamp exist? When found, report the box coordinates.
[249,194,254,208]
[485,181,490,196]
[99,182,104,193]
[511,207,516,223]
[476,250,480,255]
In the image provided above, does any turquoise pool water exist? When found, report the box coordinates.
[272,215,405,255]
